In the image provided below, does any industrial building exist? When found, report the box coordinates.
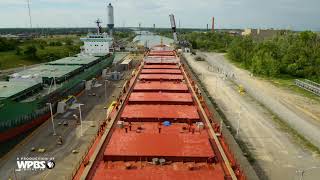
[241,28,288,39]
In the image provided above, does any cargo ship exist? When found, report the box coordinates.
[73,44,246,180]
[0,22,114,143]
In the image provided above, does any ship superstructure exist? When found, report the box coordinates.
[80,3,114,56]
[80,31,113,56]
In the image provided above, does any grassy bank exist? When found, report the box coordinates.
[267,78,320,102]
[0,35,82,70]
[0,51,35,69]
[224,54,320,102]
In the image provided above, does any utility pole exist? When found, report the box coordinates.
[46,103,56,136]
[27,0,32,28]
[296,167,320,180]
[104,80,108,102]
[78,104,84,136]
[236,109,241,138]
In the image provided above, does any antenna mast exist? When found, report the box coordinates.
[95,19,102,34]
[27,0,32,28]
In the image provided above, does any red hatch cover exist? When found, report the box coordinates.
[121,105,200,121]
[141,69,181,74]
[133,82,189,92]
[144,65,179,69]
[129,92,193,105]
[139,74,184,81]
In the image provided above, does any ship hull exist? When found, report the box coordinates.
[0,113,51,143]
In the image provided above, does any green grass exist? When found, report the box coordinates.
[0,35,82,70]
[223,54,320,102]
[0,46,78,70]
[266,77,320,102]
[0,51,35,70]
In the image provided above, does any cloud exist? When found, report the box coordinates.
[0,0,319,30]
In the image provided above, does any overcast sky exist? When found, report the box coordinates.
[0,0,319,30]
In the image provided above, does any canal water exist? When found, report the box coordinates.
[133,31,174,48]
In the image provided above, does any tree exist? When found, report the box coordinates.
[0,37,19,52]
[225,31,320,81]
[24,45,37,59]
[15,46,22,55]
[65,38,73,46]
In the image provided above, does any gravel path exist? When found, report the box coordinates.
[184,53,320,180]
[200,52,320,149]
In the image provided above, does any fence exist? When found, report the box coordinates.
[295,79,320,96]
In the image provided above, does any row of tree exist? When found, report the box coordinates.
[21,43,80,62]
[227,31,320,82]
[0,37,81,63]
[181,32,234,52]
[183,31,320,82]
[0,38,20,52]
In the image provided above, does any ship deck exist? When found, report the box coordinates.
[74,47,244,180]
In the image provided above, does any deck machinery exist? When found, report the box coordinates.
[74,45,245,180]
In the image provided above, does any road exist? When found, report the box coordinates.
[184,53,320,180]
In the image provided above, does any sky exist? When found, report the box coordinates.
[0,0,319,31]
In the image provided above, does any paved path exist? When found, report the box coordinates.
[201,52,320,149]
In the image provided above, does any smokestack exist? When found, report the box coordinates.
[212,17,215,32]
[107,3,114,36]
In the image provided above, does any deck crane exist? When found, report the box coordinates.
[169,14,178,43]
[169,14,190,47]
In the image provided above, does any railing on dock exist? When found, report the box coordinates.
[294,79,320,96]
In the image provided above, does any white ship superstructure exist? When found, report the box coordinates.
[80,3,115,57]
[80,33,113,56]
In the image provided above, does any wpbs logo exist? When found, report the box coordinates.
[46,160,55,169]
[16,157,55,171]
